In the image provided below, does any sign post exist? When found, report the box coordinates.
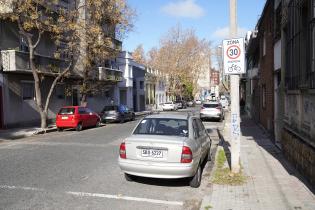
[223,37,244,173]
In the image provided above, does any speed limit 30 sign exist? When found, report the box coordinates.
[223,38,245,74]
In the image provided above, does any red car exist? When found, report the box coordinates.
[56,106,101,131]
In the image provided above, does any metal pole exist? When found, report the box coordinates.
[229,0,240,173]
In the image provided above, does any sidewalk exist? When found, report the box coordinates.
[0,110,153,141]
[200,112,315,210]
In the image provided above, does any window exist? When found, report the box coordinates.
[286,0,314,89]
[139,81,144,89]
[133,118,188,137]
[262,85,266,109]
[21,81,34,100]
[56,85,65,99]
[78,107,87,114]
[58,108,74,115]
[274,3,282,41]
[262,33,266,56]
[196,119,206,137]
[20,36,29,52]
[192,119,200,138]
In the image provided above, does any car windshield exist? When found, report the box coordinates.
[58,108,75,115]
[133,118,189,137]
[203,103,218,108]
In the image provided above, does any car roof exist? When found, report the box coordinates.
[145,113,190,120]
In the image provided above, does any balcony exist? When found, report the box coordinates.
[1,50,68,74]
[98,67,123,82]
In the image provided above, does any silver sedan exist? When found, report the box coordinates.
[118,113,212,188]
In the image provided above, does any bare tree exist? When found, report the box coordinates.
[132,44,146,64]
[147,25,211,99]
[0,0,135,128]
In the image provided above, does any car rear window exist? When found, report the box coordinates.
[203,103,218,108]
[58,108,75,115]
[134,118,188,137]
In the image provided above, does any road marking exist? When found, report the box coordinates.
[67,191,183,206]
[0,185,183,206]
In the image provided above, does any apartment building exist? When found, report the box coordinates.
[0,1,123,128]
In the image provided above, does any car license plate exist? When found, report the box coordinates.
[141,149,163,158]
[61,116,68,120]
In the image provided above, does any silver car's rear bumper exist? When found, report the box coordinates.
[200,112,221,119]
[118,158,197,179]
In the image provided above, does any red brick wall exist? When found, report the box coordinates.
[258,1,274,134]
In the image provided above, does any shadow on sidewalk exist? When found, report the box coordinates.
[217,128,232,170]
[239,114,315,194]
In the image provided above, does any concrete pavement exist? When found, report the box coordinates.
[200,112,315,210]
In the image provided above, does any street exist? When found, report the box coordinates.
[0,107,223,210]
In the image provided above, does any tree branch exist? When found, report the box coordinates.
[44,62,72,113]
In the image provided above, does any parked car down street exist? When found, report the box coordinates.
[118,113,212,188]
[195,99,202,105]
[200,102,225,122]
[219,95,229,109]
[162,102,178,111]
[56,106,101,131]
[100,105,135,123]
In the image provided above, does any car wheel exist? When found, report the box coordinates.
[76,122,82,131]
[57,127,63,132]
[189,164,202,188]
[120,117,125,123]
[124,173,133,182]
[95,120,101,128]
[132,114,136,121]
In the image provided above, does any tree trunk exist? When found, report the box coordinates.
[40,111,47,128]
[81,94,87,107]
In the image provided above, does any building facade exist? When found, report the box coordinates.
[246,0,315,186]
[0,1,123,128]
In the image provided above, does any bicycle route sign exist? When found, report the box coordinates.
[222,38,245,74]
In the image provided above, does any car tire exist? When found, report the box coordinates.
[189,164,202,188]
[120,117,125,123]
[95,120,101,128]
[76,123,82,131]
[57,127,63,132]
[132,114,136,121]
[124,173,133,182]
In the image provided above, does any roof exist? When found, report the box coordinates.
[145,113,190,120]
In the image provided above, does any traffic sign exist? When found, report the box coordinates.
[223,38,245,74]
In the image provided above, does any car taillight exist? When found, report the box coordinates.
[201,107,205,109]
[181,146,192,163]
[119,143,126,159]
[216,106,222,110]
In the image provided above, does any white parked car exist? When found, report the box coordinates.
[118,114,212,188]
[200,101,225,122]
[161,102,178,111]
[195,100,202,105]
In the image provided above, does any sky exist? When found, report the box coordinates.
[123,0,266,53]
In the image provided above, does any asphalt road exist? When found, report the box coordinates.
[0,107,224,210]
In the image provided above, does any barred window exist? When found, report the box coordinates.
[21,81,34,100]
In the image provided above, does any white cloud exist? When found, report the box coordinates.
[161,0,205,18]
[212,26,249,39]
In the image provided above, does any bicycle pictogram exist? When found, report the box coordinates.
[228,64,241,72]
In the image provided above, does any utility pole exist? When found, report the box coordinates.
[229,0,241,173]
